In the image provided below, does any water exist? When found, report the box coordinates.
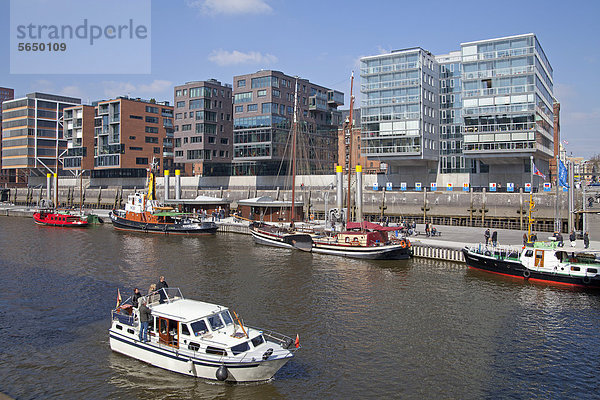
[2,216,600,399]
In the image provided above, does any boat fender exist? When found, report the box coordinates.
[216,365,228,381]
[187,359,195,374]
[262,348,274,360]
[484,250,491,256]
[523,269,531,279]
[583,276,591,284]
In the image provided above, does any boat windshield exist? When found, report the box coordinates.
[208,314,224,331]
[220,311,233,326]
[191,320,208,336]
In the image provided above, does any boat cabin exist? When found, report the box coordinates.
[519,244,600,277]
[337,231,387,246]
[238,196,303,222]
[163,195,231,217]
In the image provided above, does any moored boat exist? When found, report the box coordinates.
[33,210,89,227]
[109,288,299,382]
[462,243,600,288]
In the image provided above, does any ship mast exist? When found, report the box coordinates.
[346,72,355,226]
[290,77,299,228]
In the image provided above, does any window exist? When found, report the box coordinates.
[136,157,148,165]
[251,335,265,347]
[145,106,158,114]
[181,324,190,336]
[208,314,224,330]
[145,136,159,143]
[257,89,267,97]
[129,114,143,120]
[273,89,280,97]
[220,138,228,145]
[146,116,158,123]
[206,346,226,356]
[251,76,279,88]
[237,79,246,87]
[181,124,192,131]
[231,342,250,355]
[154,147,160,154]
[190,87,211,98]
[129,146,142,151]
[175,113,182,120]
[235,105,243,113]
[188,342,200,351]
[129,136,136,140]
[247,104,258,112]
[176,101,185,108]
[234,92,252,103]
[191,320,208,336]
[175,90,182,97]
[208,136,215,144]
[145,126,158,133]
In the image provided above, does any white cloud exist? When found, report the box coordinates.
[59,85,86,99]
[30,79,55,92]
[186,0,272,15]
[101,80,172,99]
[208,49,277,66]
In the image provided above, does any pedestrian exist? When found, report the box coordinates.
[531,232,537,243]
[425,223,430,237]
[569,230,576,247]
[491,231,498,246]
[132,287,142,308]
[584,232,590,249]
[523,233,528,246]
[557,232,564,247]
[157,276,169,304]
[484,228,491,245]
[138,299,151,343]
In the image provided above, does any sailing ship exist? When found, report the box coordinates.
[110,160,218,235]
[109,287,299,382]
[249,74,412,259]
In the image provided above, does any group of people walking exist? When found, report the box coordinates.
[130,276,169,343]
[484,229,498,246]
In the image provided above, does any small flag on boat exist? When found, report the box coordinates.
[295,334,300,348]
[116,288,122,308]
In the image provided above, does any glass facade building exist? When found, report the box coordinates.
[359,34,554,186]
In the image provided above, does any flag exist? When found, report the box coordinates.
[295,334,300,348]
[532,162,546,180]
[559,160,569,188]
[562,140,569,145]
[116,288,122,308]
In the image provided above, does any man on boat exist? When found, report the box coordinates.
[157,276,169,304]
[138,299,151,343]
[491,231,498,246]
[584,232,590,249]
[484,229,491,245]
[570,230,577,247]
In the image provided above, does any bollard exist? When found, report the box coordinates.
[164,170,170,201]
[175,170,181,200]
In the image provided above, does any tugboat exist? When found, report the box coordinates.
[109,288,299,382]
[109,160,217,235]
[33,210,89,227]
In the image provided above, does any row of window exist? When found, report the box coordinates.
[176,87,230,99]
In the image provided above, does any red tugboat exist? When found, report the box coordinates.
[33,210,89,227]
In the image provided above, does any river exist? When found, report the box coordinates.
[1,217,600,399]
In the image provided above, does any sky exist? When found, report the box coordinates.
[1,0,599,158]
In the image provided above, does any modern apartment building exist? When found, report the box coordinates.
[232,70,343,176]
[63,97,174,178]
[173,79,233,176]
[360,33,554,188]
[1,92,81,183]
[0,87,15,185]
[360,48,440,184]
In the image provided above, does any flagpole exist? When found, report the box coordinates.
[555,152,560,233]
[528,155,534,241]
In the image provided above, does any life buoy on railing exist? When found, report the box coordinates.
[352,238,360,246]
[523,269,531,279]
[310,213,314,221]
[484,250,492,256]
[399,240,407,248]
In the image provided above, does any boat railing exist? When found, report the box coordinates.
[470,243,522,260]
[142,287,184,307]
[247,326,300,353]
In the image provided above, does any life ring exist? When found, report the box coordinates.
[351,238,360,246]
[484,250,491,256]
[583,276,591,284]
[399,240,407,248]
[523,269,531,279]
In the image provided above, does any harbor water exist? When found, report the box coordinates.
[1,216,600,399]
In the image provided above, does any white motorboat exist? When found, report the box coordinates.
[109,288,299,382]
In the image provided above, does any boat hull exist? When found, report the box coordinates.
[110,212,218,235]
[462,248,600,288]
[33,212,89,227]
[109,330,291,382]
[312,242,411,260]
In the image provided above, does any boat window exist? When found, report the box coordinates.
[206,346,226,356]
[181,323,190,336]
[588,268,597,274]
[188,342,200,351]
[524,250,533,257]
[220,311,233,326]
[116,324,123,330]
[251,335,265,348]
[127,328,135,335]
[231,341,250,355]
[191,320,208,336]
[160,318,168,334]
[208,314,224,331]
[571,266,581,272]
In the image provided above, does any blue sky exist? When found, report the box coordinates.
[1,0,599,157]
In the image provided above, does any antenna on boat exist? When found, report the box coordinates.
[346,72,355,228]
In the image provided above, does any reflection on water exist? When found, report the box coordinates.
[2,217,600,399]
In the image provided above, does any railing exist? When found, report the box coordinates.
[360,61,419,76]
[462,65,534,80]
[361,78,420,92]
[463,84,535,98]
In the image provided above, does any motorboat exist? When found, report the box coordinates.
[33,210,88,227]
[109,288,299,382]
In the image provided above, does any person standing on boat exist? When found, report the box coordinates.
[132,288,142,308]
[570,230,577,247]
[484,229,491,245]
[491,231,498,246]
[584,232,590,249]
[523,233,528,246]
[138,299,151,343]
[157,276,169,304]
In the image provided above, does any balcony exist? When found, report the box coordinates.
[327,90,344,106]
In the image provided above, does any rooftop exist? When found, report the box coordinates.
[150,298,227,323]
